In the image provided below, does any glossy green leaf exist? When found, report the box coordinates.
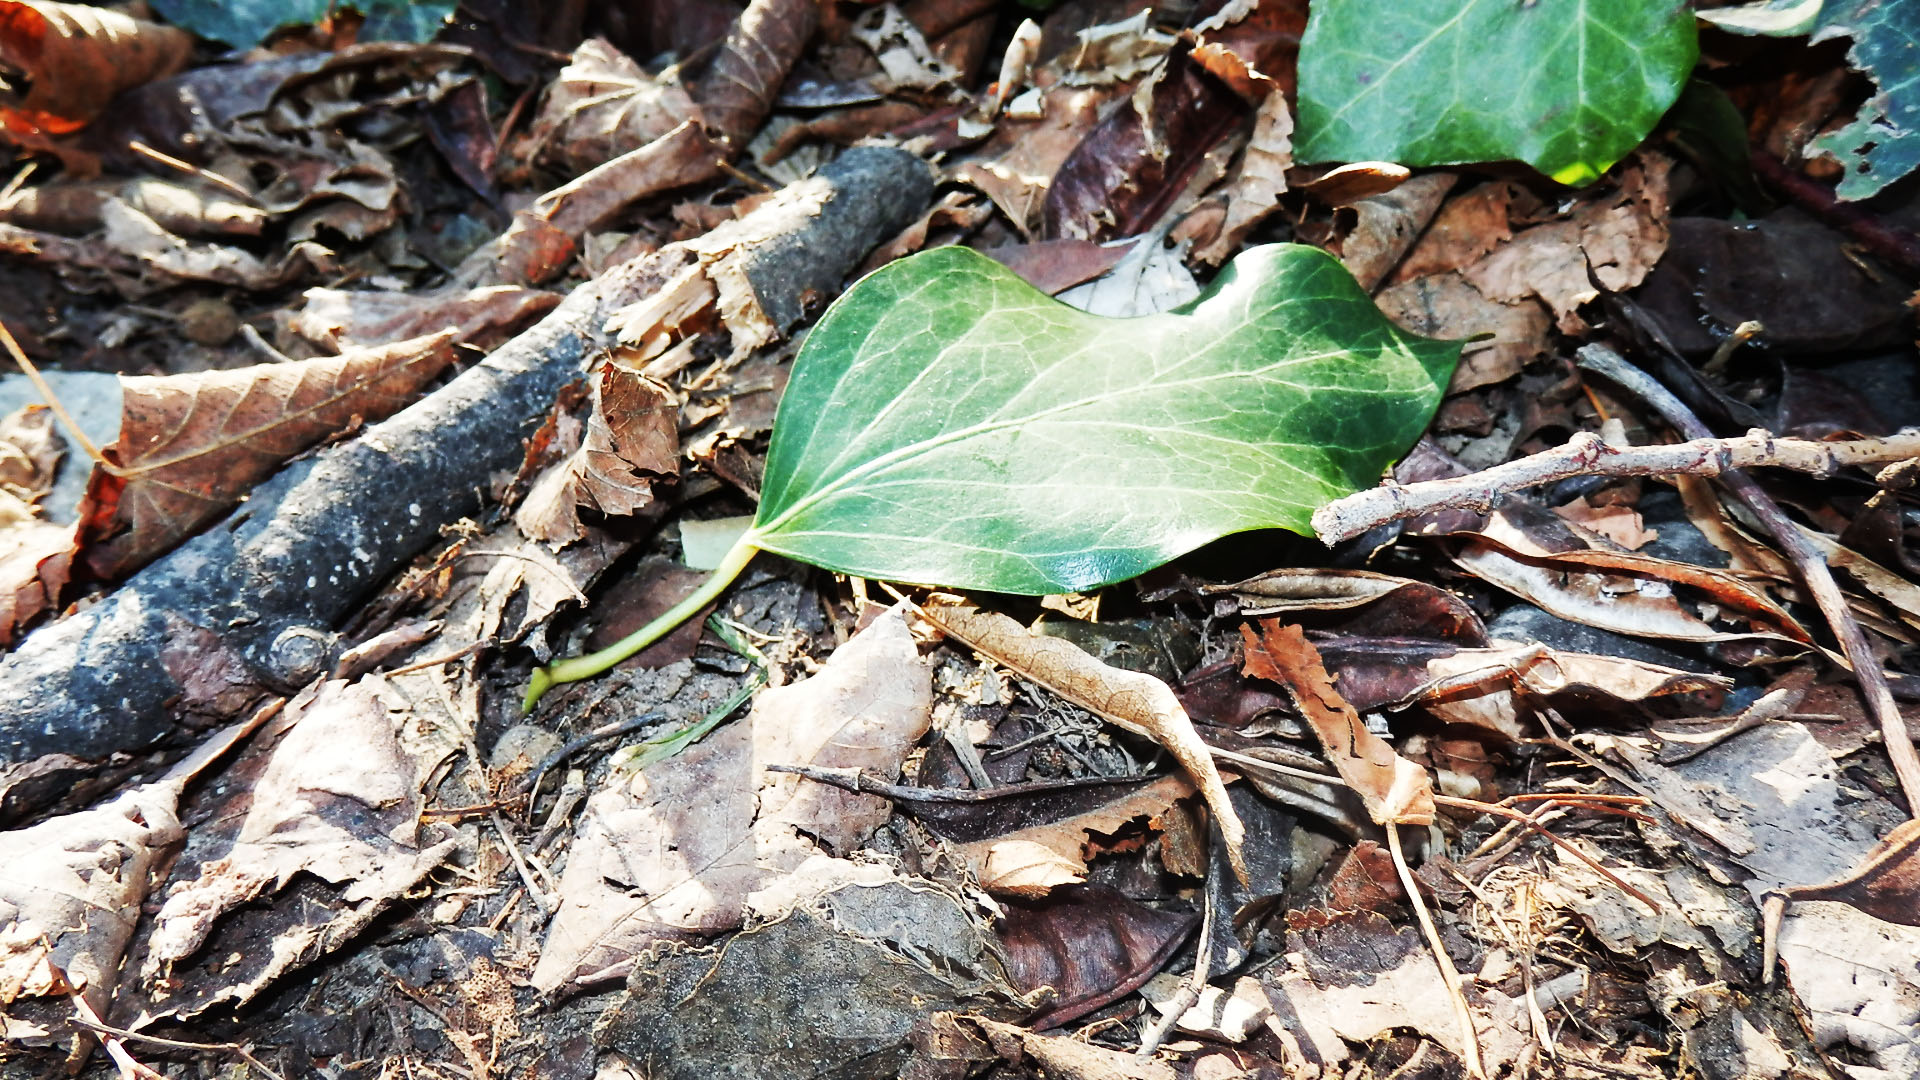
[526,243,1458,708]
[1295,0,1698,187]
[745,244,1459,594]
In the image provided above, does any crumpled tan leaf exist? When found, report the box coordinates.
[953,774,1195,897]
[1240,621,1434,826]
[75,330,461,579]
[916,595,1248,884]
[115,678,458,1028]
[531,605,932,993]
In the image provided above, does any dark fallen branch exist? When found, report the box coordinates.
[1313,427,1920,544]
[1574,344,1920,812]
[0,146,933,820]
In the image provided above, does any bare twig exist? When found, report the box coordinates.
[66,1011,286,1080]
[1313,427,1920,544]
[1575,344,1920,812]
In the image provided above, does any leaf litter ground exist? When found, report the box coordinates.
[1,3,1920,1080]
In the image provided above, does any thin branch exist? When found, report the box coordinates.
[1313,427,1920,544]
[1433,795,1659,909]
[1575,344,1920,812]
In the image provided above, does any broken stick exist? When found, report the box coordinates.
[0,146,932,820]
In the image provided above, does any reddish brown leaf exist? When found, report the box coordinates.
[997,884,1196,1030]
[1042,48,1249,242]
[0,1,190,140]
[515,365,679,545]
[1240,622,1434,825]
[75,330,460,579]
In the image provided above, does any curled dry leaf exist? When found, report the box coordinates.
[952,775,1196,897]
[1375,272,1549,395]
[998,884,1197,1029]
[1240,621,1434,826]
[114,679,458,1028]
[1778,817,1920,928]
[291,283,560,352]
[1192,89,1294,266]
[515,365,679,546]
[1331,172,1457,292]
[1463,154,1672,333]
[0,406,69,642]
[76,329,461,579]
[694,0,819,147]
[1450,507,1812,652]
[917,594,1249,884]
[1406,641,1729,740]
[0,713,264,1045]
[531,37,699,174]
[0,1,191,140]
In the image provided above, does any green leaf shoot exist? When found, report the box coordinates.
[525,244,1459,708]
[1294,0,1699,187]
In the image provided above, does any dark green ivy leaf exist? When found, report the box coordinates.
[1294,0,1698,187]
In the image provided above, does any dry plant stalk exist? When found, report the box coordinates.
[1313,427,1920,544]
[914,594,1250,885]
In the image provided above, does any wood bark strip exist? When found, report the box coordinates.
[0,146,933,821]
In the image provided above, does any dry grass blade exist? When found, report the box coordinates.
[916,594,1250,885]
[1387,823,1484,1079]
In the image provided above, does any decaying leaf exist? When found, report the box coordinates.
[1463,153,1672,333]
[918,595,1249,884]
[75,329,459,578]
[1192,90,1293,265]
[291,283,559,351]
[1240,621,1434,825]
[532,606,931,993]
[1407,641,1729,739]
[515,365,679,545]
[530,37,699,174]
[114,678,459,1028]
[0,714,265,1046]
[0,1,191,141]
[998,884,1196,1029]
[1779,818,1920,927]
[952,775,1196,897]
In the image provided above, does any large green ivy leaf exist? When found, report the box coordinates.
[745,244,1459,595]
[526,243,1458,706]
[152,0,453,49]
[1295,0,1698,186]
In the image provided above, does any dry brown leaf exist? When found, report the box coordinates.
[75,330,460,579]
[972,1016,1178,1080]
[0,403,59,502]
[115,679,458,1028]
[291,283,559,352]
[1409,642,1729,740]
[1451,509,1812,650]
[1240,621,1434,825]
[916,595,1248,883]
[952,775,1195,897]
[515,365,679,545]
[530,37,700,174]
[1555,496,1659,550]
[1779,818,1920,927]
[1375,271,1548,395]
[694,0,818,147]
[954,87,1108,238]
[531,606,932,994]
[1463,153,1671,333]
[0,713,267,1045]
[0,1,190,140]
[1333,172,1457,291]
[100,199,334,290]
[1389,180,1520,284]
[1193,90,1293,265]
